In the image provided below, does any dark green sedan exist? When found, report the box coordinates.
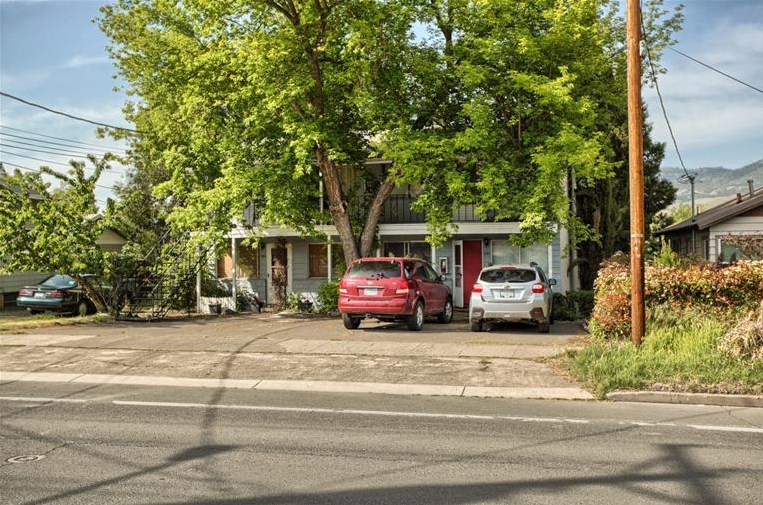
[16,274,99,316]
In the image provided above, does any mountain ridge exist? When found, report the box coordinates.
[660,159,763,209]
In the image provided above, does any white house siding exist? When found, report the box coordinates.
[708,216,763,261]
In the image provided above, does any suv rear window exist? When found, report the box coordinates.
[346,260,402,279]
[480,268,536,283]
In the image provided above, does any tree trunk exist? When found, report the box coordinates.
[360,177,396,257]
[314,145,360,265]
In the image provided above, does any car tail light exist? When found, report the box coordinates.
[395,279,413,295]
[532,283,544,294]
[472,284,483,294]
[46,291,65,298]
[19,289,34,296]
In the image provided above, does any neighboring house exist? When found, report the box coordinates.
[212,159,574,310]
[655,185,763,262]
[0,226,127,308]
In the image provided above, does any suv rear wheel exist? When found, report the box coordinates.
[538,320,550,333]
[406,301,424,331]
[342,313,361,330]
[470,319,483,332]
[437,298,453,323]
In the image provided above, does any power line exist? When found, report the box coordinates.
[1,141,92,160]
[0,90,137,133]
[668,47,763,95]
[0,126,128,154]
[641,34,690,179]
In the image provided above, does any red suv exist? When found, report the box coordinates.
[338,257,453,331]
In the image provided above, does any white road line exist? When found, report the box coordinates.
[4,396,761,435]
[0,396,88,404]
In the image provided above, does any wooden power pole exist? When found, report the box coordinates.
[627,0,645,345]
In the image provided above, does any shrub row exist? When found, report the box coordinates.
[552,290,594,321]
[590,258,763,340]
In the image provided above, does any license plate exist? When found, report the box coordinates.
[497,289,519,299]
[34,292,45,299]
[364,288,379,296]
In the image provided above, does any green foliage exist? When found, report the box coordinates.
[0,157,120,312]
[589,257,763,340]
[316,281,339,314]
[552,290,594,321]
[97,0,683,261]
[566,305,763,398]
[652,237,681,268]
[285,292,313,313]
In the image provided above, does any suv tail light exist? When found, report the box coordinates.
[396,279,413,295]
[532,283,545,294]
[472,284,483,294]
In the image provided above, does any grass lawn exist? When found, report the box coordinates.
[561,306,763,399]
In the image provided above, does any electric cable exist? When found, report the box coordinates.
[0,127,127,154]
[0,90,137,133]
[668,47,763,95]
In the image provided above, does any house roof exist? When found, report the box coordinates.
[656,187,763,235]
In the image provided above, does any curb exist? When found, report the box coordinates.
[0,371,594,401]
[606,391,763,408]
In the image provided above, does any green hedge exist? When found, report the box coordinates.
[552,290,594,321]
[590,258,763,340]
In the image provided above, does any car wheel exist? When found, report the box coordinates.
[470,319,483,332]
[75,300,89,317]
[27,309,44,316]
[406,301,424,331]
[437,298,454,323]
[538,320,550,333]
[342,313,361,330]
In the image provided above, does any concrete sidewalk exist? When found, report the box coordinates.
[2,312,761,407]
[0,312,594,400]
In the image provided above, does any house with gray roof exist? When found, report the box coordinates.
[655,185,763,261]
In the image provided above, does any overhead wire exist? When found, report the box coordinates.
[0,125,128,154]
[0,90,137,133]
[667,47,763,96]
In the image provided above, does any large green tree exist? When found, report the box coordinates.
[100,0,680,266]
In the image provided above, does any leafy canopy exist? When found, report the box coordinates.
[99,0,676,258]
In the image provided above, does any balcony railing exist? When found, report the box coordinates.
[243,195,507,227]
[378,195,502,224]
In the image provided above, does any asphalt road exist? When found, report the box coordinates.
[2,382,762,505]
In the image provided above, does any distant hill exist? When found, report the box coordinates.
[660,159,763,212]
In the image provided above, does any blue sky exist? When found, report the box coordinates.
[1,0,762,207]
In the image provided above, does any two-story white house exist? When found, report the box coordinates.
[210,159,573,310]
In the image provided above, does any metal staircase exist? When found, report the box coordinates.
[113,233,210,321]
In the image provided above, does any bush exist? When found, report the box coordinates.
[589,257,763,340]
[316,281,339,314]
[718,302,763,360]
[552,290,594,320]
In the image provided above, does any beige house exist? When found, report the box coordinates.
[656,186,763,261]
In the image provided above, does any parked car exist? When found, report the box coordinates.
[338,257,453,331]
[469,263,556,333]
[16,274,105,316]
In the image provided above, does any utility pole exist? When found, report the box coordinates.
[627,0,645,346]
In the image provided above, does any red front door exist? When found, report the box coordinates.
[462,240,483,305]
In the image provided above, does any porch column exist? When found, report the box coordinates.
[231,236,238,306]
